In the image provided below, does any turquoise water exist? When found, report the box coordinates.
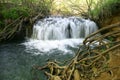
[0,42,76,80]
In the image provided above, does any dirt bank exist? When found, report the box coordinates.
[96,47,120,80]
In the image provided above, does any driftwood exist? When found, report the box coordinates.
[33,22,120,80]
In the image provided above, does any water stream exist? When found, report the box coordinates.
[0,16,98,80]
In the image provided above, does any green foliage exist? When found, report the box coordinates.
[1,7,30,19]
[0,0,54,20]
[0,0,54,41]
[90,0,120,20]
[0,21,3,25]
[56,0,119,18]
[0,20,4,28]
[36,0,53,15]
[107,36,114,41]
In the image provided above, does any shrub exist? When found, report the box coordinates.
[90,0,120,20]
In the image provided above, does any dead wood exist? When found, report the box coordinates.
[33,22,120,80]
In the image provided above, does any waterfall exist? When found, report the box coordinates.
[32,17,98,40]
[24,16,98,54]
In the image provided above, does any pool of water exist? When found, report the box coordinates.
[0,42,78,80]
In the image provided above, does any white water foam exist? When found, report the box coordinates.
[23,38,84,55]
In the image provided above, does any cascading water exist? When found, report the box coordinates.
[32,17,97,40]
[24,16,98,54]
